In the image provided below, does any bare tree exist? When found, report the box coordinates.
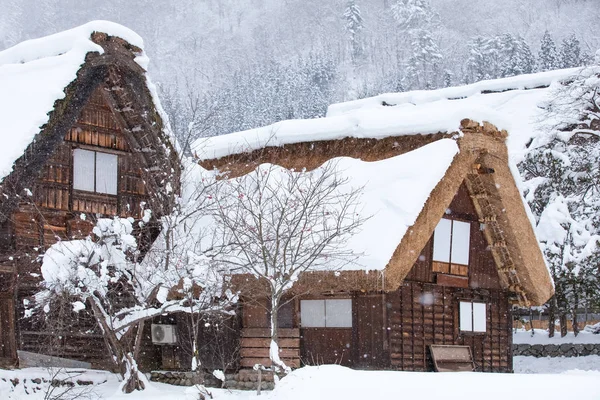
[213,160,366,371]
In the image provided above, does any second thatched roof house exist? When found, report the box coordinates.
[190,70,573,372]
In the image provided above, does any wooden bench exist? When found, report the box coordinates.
[429,345,475,372]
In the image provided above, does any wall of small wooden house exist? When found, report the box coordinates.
[298,182,512,372]
[386,283,512,372]
[388,182,512,372]
[11,85,154,368]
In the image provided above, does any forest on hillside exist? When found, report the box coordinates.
[1,0,598,143]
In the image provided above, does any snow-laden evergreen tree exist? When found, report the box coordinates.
[465,37,488,83]
[560,33,583,68]
[343,0,365,65]
[499,34,535,77]
[538,31,560,71]
[390,0,438,31]
[404,29,443,89]
[519,58,600,336]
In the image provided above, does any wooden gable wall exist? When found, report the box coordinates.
[387,181,511,372]
[9,84,159,368]
[405,182,503,290]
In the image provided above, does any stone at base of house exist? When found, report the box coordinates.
[513,343,600,357]
[149,371,204,387]
[149,370,275,391]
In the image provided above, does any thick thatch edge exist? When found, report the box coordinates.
[200,120,553,306]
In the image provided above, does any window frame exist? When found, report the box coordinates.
[458,300,487,334]
[432,217,472,276]
[72,148,119,196]
[300,298,353,328]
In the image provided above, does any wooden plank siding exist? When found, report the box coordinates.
[9,84,158,368]
[387,283,512,372]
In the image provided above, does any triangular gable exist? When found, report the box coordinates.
[383,123,552,306]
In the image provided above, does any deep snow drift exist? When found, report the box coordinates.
[2,359,599,400]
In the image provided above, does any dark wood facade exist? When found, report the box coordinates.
[238,181,513,372]
[0,34,179,369]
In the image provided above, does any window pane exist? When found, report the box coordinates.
[459,301,473,331]
[451,220,471,265]
[433,219,451,263]
[325,299,352,328]
[300,300,325,327]
[473,303,487,332]
[95,152,118,195]
[73,149,95,192]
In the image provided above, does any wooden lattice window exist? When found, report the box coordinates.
[73,149,118,195]
[432,218,471,276]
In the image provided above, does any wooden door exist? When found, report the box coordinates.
[0,270,17,367]
[355,295,387,368]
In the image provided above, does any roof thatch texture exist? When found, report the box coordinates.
[200,120,553,306]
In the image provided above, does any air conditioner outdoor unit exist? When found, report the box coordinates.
[151,324,178,345]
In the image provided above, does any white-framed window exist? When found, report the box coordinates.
[459,301,487,332]
[300,299,352,328]
[432,218,471,275]
[73,149,118,195]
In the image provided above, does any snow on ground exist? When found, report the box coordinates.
[514,355,600,374]
[0,368,254,400]
[514,329,600,344]
[264,365,600,400]
[2,360,600,400]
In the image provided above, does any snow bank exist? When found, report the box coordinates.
[193,100,502,161]
[265,364,600,400]
[514,355,600,374]
[0,21,146,180]
[514,329,600,344]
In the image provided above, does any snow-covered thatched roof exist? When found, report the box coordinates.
[0,21,178,223]
[192,68,578,165]
[0,21,150,180]
[192,69,592,306]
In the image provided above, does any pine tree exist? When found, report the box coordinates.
[404,29,443,89]
[343,0,365,65]
[499,34,534,77]
[560,34,583,68]
[465,37,487,83]
[538,31,560,71]
[390,0,438,31]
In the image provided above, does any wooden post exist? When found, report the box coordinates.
[256,366,262,396]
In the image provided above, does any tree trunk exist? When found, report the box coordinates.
[88,299,146,393]
[269,294,288,372]
[559,313,568,337]
[548,297,556,338]
[572,292,580,336]
[120,352,146,393]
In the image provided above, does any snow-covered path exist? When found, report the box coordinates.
[2,357,599,400]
